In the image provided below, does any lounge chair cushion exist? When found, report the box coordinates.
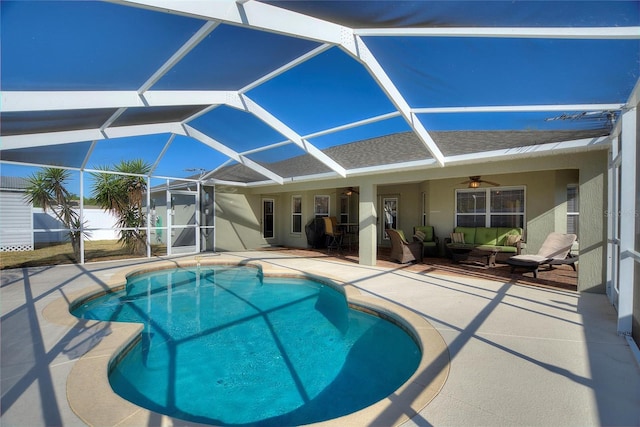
[508,232,577,268]
[509,254,548,263]
[537,232,577,259]
[414,230,426,242]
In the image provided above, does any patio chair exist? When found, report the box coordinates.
[387,228,423,264]
[323,216,343,253]
[506,232,577,278]
[413,225,439,257]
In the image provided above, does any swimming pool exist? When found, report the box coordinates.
[72,265,421,426]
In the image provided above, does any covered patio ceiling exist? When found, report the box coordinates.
[1,1,639,186]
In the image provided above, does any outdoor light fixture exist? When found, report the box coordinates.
[462,176,500,188]
[343,187,359,196]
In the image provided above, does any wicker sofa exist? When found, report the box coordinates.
[445,226,523,262]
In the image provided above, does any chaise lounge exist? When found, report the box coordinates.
[506,232,577,278]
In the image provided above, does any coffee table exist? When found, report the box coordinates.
[471,247,500,267]
[448,244,499,267]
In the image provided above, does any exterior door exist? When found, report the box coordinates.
[262,198,274,239]
[381,196,398,240]
[168,190,197,255]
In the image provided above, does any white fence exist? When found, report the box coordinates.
[33,208,119,244]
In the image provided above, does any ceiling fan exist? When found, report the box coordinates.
[460,176,500,188]
[343,187,359,196]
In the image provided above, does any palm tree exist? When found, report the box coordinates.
[91,159,151,255]
[24,168,83,261]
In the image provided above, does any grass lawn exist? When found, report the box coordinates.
[1,240,167,270]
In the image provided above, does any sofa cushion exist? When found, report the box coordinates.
[414,226,434,242]
[476,244,518,253]
[474,227,498,245]
[454,227,476,245]
[497,227,523,246]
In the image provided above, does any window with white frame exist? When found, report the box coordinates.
[456,187,525,228]
[292,195,302,233]
[567,184,579,238]
[339,196,349,224]
[314,195,329,218]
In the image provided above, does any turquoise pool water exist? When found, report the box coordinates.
[72,266,420,426]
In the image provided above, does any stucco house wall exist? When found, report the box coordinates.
[214,149,608,293]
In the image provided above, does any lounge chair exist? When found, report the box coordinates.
[506,232,577,278]
[387,228,423,264]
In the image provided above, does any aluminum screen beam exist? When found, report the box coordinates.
[183,124,284,184]
[343,36,446,166]
[1,122,186,150]
[234,94,347,177]
[113,0,347,44]
[0,91,230,112]
[355,26,640,39]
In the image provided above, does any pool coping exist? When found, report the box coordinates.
[43,256,450,427]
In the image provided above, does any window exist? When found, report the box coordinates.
[314,195,329,218]
[262,199,274,239]
[567,184,579,238]
[291,195,302,233]
[339,196,349,224]
[456,187,525,228]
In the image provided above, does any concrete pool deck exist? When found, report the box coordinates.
[2,251,639,426]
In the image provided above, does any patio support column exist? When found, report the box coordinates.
[617,106,637,335]
[578,150,609,293]
[358,182,377,266]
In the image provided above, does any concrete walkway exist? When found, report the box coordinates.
[1,251,639,426]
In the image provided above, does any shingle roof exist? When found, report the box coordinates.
[0,176,29,191]
[210,129,610,183]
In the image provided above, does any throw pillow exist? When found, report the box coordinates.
[450,232,465,244]
[506,234,522,246]
[414,230,426,242]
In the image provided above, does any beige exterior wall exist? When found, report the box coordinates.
[214,189,265,251]
[215,149,608,292]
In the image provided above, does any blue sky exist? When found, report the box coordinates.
[1,0,639,195]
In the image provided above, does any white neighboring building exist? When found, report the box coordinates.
[0,176,33,251]
[1,176,119,251]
